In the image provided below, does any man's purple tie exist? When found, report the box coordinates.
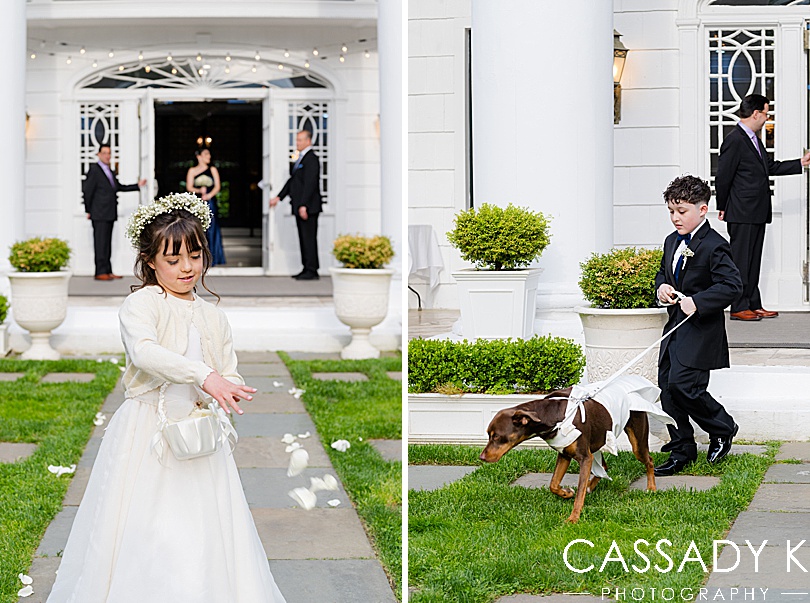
[750,134,763,159]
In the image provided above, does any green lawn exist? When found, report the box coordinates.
[408,443,776,603]
[280,353,403,599]
[0,359,120,603]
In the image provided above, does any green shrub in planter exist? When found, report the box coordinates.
[408,335,585,394]
[8,237,71,273]
[447,203,550,270]
[579,247,663,309]
[332,234,394,269]
[0,295,7,323]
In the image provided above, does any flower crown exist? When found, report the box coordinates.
[125,193,211,248]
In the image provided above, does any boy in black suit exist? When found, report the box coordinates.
[654,175,743,477]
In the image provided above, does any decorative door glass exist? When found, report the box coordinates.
[287,102,330,203]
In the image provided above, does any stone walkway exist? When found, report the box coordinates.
[409,442,810,602]
[18,353,397,603]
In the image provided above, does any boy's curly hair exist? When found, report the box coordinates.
[663,175,711,206]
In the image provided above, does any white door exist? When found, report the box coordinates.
[139,90,156,204]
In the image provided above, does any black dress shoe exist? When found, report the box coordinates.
[654,458,691,477]
[707,423,739,464]
[295,272,320,280]
[291,271,305,279]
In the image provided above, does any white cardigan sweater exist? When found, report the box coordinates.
[119,285,243,399]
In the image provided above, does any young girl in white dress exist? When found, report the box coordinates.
[47,194,286,603]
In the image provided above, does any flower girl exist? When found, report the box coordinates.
[47,193,286,602]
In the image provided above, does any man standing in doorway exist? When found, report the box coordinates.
[83,144,146,280]
[715,94,810,321]
[270,130,323,280]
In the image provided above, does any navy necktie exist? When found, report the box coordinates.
[674,233,691,283]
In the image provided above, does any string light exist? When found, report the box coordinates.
[225,53,231,62]
[341,43,348,53]
[108,50,114,58]
[198,68,204,75]
[225,66,230,74]
[30,52,36,59]
[254,51,261,61]
[196,53,202,61]
[283,49,290,58]
[66,56,72,64]
[278,63,284,70]
[171,67,177,74]
[251,65,257,73]
[80,47,86,55]
[118,65,125,71]
[138,51,143,60]
[167,54,173,62]
[304,59,310,68]
[339,54,345,63]
[364,50,370,58]
[312,48,319,56]
[145,65,151,73]
[92,59,98,68]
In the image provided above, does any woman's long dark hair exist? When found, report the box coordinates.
[130,209,220,302]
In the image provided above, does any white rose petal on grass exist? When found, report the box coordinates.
[96,358,103,363]
[109,358,119,365]
[288,487,317,510]
[288,387,305,399]
[284,442,302,453]
[18,585,34,597]
[327,499,341,507]
[358,437,363,441]
[297,431,311,439]
[331,439,351,452]
[119,366,126,372]
[18,574,32,585]
[287,448,309,477]
[48,464,77,477]
[280,433,296,444]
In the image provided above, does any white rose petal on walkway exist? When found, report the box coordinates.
[310,474,339,493]
[18,585,34,597]
[48,464,76,477]
[18,574,32,585]
[327,499,341,507]
[297,431,311,439]
[287,448,309,477]
[288,487,317,510]
[93,412,106,426]
[280,433,296,444]
[331,439,351,452]
[273,381,283,387]
[284,442,302,453]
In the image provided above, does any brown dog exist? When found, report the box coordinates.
[480,387,657,523]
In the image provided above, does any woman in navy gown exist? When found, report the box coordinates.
[186,148,226,265]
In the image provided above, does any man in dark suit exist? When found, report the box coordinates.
[83,144,146,280]
[654,176,743,476]
[270,130,323,280]
[715,94,810,321]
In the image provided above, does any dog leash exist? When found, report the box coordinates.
[562,292,694,426]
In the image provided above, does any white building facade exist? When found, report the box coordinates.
[409,0,810,320]
[4,0,401,280]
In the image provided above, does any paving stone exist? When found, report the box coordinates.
[239,467,349,508]
[232,413,317,438]
[749,484,810,512]
[268,559,396,603]
[241,392,306,414]
[697,443,768,456]
[0,372,24,381]
[368,439,402,463]
[776,441,810,461]
[707,544,810,588]
[233,436,332,469]
[763,463,810,483]
[311,372,368,382]
[284,352,342,360]
[408,465,477,491]
[386,371,402,381]
[40,372,95,383]
[78,437,102,468]
[101,393,125,413]
[238,362,290,377]
[725,511,810,546]
[630,475,720,492]
[0,442,37,463]
[236,351,283,364]
[62,467,91,506]
[248,376,297,394]
[35,506,77,556]
[496,595,604,603]
[511,473,581,491]
[252,508,374,559]
[17,556,61,603]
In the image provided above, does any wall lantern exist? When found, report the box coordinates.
[613,29,629,124]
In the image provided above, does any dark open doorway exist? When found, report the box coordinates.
[154,100,263,267]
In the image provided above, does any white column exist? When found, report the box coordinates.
[377,0,404,325]
[471,0,614,339]
[0,0,27,288]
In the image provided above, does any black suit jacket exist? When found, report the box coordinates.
[715,124,802,224]
[82,163,140,222]
[277,150,323,215]
[655,221,742,370]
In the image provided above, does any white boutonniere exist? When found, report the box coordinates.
[681,247,694,258]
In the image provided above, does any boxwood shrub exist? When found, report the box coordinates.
[408,336,585,394]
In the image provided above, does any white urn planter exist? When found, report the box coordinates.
[576,307,668,384]
[452,267,542,340]
[8,271,72,360]
[330,267,394,359]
